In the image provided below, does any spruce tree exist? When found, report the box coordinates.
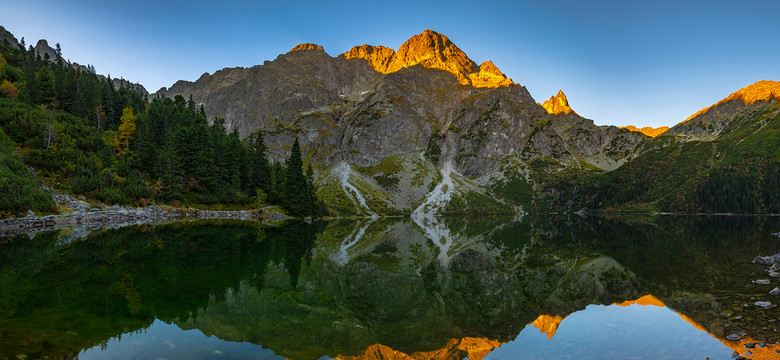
[249,131,271,197]
[283,138,308,216]
[36,67,56,106]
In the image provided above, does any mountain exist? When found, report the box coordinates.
[154,30,648,215]
[619,125,669,137]
[666,80,780,140]
[548,80,780,214]
[3,24,778,216]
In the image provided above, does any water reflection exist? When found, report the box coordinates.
[1,216,779,359]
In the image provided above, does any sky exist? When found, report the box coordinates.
[2,0,779,128]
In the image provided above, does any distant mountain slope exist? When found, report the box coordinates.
[545,83,780,214]
[665,80,780,140]
[619,125,669,137]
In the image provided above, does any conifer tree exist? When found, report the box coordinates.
[35,66,55,105]
[249,131,271,197]
[283,138,309,216]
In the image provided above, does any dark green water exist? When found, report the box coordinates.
[1,215,779,359]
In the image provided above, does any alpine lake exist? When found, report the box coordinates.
[2,215,780,360]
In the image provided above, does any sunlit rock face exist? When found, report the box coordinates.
[290,43,325,52]
[531,314,565,339]
[341,29,514,88]
[666,80,780,139]
[334,337,502,360]
[541,90,575,115]
[619,125,670,137]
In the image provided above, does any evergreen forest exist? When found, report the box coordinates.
[0,38,321,218]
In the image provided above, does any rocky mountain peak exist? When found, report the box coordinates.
[479,61,502,76]
[339,30,513,88]
[542,90,575,115]
[34,39,58,61]
[290,43,324,52]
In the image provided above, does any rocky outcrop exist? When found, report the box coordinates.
[541,90,575,115]
[34,39,59,61]
[290,43,325,52]
[0,26,20,47]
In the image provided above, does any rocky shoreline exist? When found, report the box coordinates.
[0,191,289,240]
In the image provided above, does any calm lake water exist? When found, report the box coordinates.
[1,215,779,359]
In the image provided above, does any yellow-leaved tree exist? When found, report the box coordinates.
[113,107,137,156]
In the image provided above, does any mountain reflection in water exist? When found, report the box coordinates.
[1,215,779,359]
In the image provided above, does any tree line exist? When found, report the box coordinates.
[0,37,321,217]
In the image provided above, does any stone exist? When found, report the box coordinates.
[745,350,753,356]
[755,279,772,285]
[755,256,765,264]
[727,334,741,341]
[771,287,780,296]
[764,256,777,265]
[26,210,35,218]
[755,301,774,308]
[744,342,756,349]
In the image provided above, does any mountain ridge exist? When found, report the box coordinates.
[339,29,514,88]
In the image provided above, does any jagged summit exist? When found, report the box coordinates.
[290,43,324,52]
[619,125,670,137]
[340,29,514,88]
[541,90,576,115]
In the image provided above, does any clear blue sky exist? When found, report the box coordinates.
[2,0,778,128]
